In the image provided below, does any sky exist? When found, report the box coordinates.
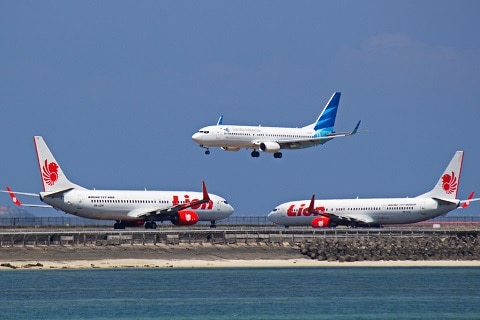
[1,1,480,218]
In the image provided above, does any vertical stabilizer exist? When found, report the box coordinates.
[303,92,341,136]
[33,136,85,192]
[417,151,464,200]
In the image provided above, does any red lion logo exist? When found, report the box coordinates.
[441,172,458,194]
[42,160,59,186]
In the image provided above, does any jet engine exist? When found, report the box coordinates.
[311,217,330,228]
[171,210,199,226]
[259,141,281,153]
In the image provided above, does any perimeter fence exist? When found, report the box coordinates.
[0,215,479,229]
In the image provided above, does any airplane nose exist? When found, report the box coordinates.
[225,202,235,214]
[267,210,278,223]
[192,132,201,143]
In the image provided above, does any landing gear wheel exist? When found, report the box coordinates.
[145,221,157,229]
[210,221,217,229]
[114,221,126,229]
[205,149,210,155]
[251,150,260,158]
[273,152,282,158]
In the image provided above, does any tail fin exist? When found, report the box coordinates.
[303,92,341,136]
[33,136,85,192]
[417,151,464,201]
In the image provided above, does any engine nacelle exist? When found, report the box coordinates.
[171,210,199,226]
[124,220,145,227]
[259,141,281,153]
[311,217,331,228]
[221,146,241,151]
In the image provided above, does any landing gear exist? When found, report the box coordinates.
[145,221,157,229]
[251,150,260,158]
[113,221,126,229]
[210,220,217,229]
[200,145,210,155]
[273,152,282,158]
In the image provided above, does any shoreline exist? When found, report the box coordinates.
[2,244,480,270]
[2,259,480,270]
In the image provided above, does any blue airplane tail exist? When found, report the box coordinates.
[304,92,341,136]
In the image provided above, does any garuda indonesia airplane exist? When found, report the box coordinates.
[192,92,360,158]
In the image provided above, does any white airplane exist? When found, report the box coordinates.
[192,92,360,158]
[2,136,234,229]
[268,151,479,228]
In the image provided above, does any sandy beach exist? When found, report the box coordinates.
[1,244,480,269]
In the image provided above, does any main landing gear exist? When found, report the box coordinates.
[144,221,157,229]
[250,150,283,158]
[210,221,217,229]
[113,221,126,229]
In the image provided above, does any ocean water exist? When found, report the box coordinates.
[0,267,479,320]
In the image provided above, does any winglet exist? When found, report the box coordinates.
[307,194,329,217]
[351,120,361,135]
[216,116,223,126]
[6,186,22,206]
[307,194,316,214]
[201,181,211,202]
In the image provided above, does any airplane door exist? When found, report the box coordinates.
[215,128,223,140]
[381,205,387,216]
[420,202,426,215]
[77,195,83,210]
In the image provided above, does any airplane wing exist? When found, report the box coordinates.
[274,121,361,150]
[126,181,211,221]
[276,137,334,149]
[1,186,52,208]
[307,194,374,225]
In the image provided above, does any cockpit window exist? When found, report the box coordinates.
[198,130,210,134]
[272,208,278,212]
[223,200,229,204]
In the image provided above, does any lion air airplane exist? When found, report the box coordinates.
[192,92,360,158]
[268,151,479,228]
[2,136,234,229]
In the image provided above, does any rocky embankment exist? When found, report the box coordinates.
[300,234,480,262]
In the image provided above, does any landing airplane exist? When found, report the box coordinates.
[268,151,479,228]
[2,136,234,229]
[192,92,360,158]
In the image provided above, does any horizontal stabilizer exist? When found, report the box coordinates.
[326,120,361,137]
[2,186,51,208]
[460,191,480,209]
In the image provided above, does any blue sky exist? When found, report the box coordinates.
[1,1,479,217]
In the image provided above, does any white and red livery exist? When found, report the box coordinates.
[3,136,234,229]
[268,151,478,228]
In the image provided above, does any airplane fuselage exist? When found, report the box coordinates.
[41,189,234,222]
[192,125,331,151]
[268,197,460,227]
